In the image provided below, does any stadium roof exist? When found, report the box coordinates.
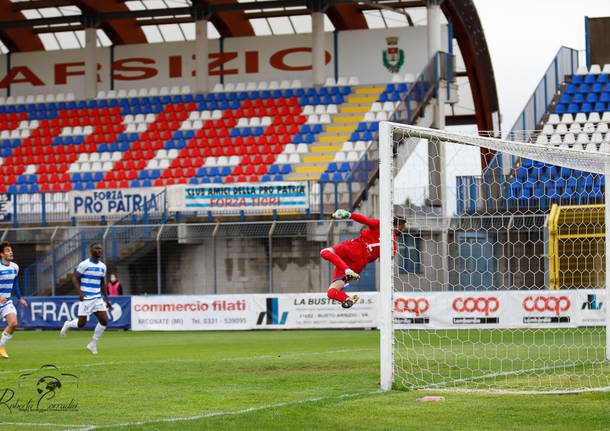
[0,0,499,131]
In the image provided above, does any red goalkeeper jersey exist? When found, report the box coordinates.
[332,213,396,273]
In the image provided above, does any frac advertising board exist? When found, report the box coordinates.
[17,296,131,330]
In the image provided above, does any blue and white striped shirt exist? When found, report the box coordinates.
[76,258,106,299]
[0,261,19,309]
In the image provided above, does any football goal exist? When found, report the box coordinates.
[378,122,610,393]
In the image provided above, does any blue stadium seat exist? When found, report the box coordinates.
[213,177,223,184]
[597,74,609,84]
[138,170,149,180]
[311,124,323,134]
[220,166,231,176]
[150,170,161,179]
[586,93,598,103]
[567,103,579,114]
[571,75,583,85]
[188,178,199,185]
[208,167,220,177]
[261,175,272,182]
[319,173,330,182]
[280,165,292,175]
[7,185,17,194]
[131,180,141,188]
[199,177,210,184]
[338,162,352,172]
[74,182,84,191]
[600,92,610,103]
[197,167,207,177]
[268,165,279,175]
[142,180,153,187]
[583,74,596,85]
[581,103,593,113]
[272,175,284,181]
[591,82,604,93]
[72,173,82,182]
[565,84,577,94]
[594,102,606,112]
[572,93,585,104]
[559,94,571,104]
[331,172,344,181]
[82,172,93,182]
[326,163,338,173]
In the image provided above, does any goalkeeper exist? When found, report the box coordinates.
[321,209,405,309]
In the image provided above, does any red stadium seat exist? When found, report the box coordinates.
[248,175,259,182]
[241,155,252,165]
[237,175,247,182]
[119,180,129,188]
[255,165,267,175]
[233,165,244,175]
[225,176,234,183]
[264,154,275,164]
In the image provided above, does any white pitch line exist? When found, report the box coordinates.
[0,423,88,428]
[57,389,385,431]
[0,348,376,376]
[410,360,610,393]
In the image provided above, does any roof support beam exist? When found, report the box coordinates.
[0,0,44,52]
[12,0,73,11]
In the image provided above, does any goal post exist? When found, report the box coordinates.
[379,122,610,393]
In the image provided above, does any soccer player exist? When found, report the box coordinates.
[0,242,28,359]
[60,243,111,355]
[320,209,405,308]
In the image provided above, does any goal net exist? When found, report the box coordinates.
[378,122,610,393]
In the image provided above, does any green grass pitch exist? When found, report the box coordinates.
[0,330,608,431]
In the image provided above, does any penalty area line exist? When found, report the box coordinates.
[61,389,385,431]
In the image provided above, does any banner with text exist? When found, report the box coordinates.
[68,187,163,218]
[2,26,445,97]
[131,295,252,331]
[18,296,131,330]
[251,292,378,329]
[167,182,309,214]
[393,289,606,330]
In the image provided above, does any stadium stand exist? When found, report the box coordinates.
[0,78,415,196]
[467,63,610,212]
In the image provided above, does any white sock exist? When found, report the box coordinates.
[0,331,12,347]
[66,319,79,329]
[91,323,106,344]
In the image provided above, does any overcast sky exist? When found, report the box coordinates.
[472,0,609,133]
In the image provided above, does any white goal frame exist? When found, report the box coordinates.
[378,121,610,392]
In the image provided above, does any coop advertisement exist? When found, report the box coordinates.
[166,182,309,214]
[393,289,606,330]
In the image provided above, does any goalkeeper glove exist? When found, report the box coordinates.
[332,209,351,219]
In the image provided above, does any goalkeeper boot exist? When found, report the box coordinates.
[0,346,7,359]
[342,269,360,282]
[341,295,359,309]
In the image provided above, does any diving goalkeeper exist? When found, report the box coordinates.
[321,209,405,308]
